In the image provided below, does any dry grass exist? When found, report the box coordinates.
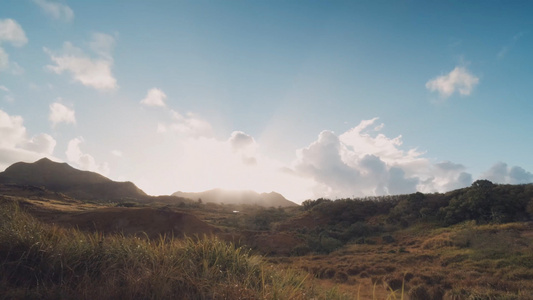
[269,222,533,300]
[0,201,350,299]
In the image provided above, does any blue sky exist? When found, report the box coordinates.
[1,0,532,202]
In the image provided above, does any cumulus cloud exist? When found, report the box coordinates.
[33,0,74,22]
[0,85,8,92]
[49,101,76,127]
[481,162,533,184]
[228,131,257,165]
[426,66,479,98]
[0,19,28,73]
[0,109,57,170]
[292,118,472,199]
[157,110,213,138]
[140,88,167,107]
[66,137,110,176]
[44,33,117,90]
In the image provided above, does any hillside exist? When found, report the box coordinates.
[0,158,147,202]
[173,188,298,207]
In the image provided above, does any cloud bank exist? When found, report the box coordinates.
[292,118,474,199]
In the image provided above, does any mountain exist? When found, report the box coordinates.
[172,188,298,207]
[0,158,147,202]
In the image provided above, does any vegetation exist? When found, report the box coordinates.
[3,179,533,299]
[0,201,345,299]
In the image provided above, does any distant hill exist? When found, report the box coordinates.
[0,158,147,202]
[172,188,298,207]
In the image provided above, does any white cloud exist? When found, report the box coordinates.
[66,137,110,176]
[140,88,167,107]
[0,110,27,148]
[0,85,8,92]
[0,19,28,47]
[426,66,479,98]
[292,118,472,199]
[481,162,533,184]
[157,110,213,138]
[44,35,117,90]
[49,101,76,127]
[0,109,57,170]
[33,0,74,22]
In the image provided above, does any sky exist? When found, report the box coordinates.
[1,0,532,203]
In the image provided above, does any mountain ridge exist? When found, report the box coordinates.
[172,188,298,207]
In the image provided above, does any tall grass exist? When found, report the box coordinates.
[0,201,342,299]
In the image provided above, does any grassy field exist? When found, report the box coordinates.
[0,200,354,300]
[2,182,533,299]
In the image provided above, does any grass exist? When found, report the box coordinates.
[5,192,533,300]
[0,201,347,299]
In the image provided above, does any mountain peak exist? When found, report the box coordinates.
[34,157,64,165]
[0,158,147,202]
